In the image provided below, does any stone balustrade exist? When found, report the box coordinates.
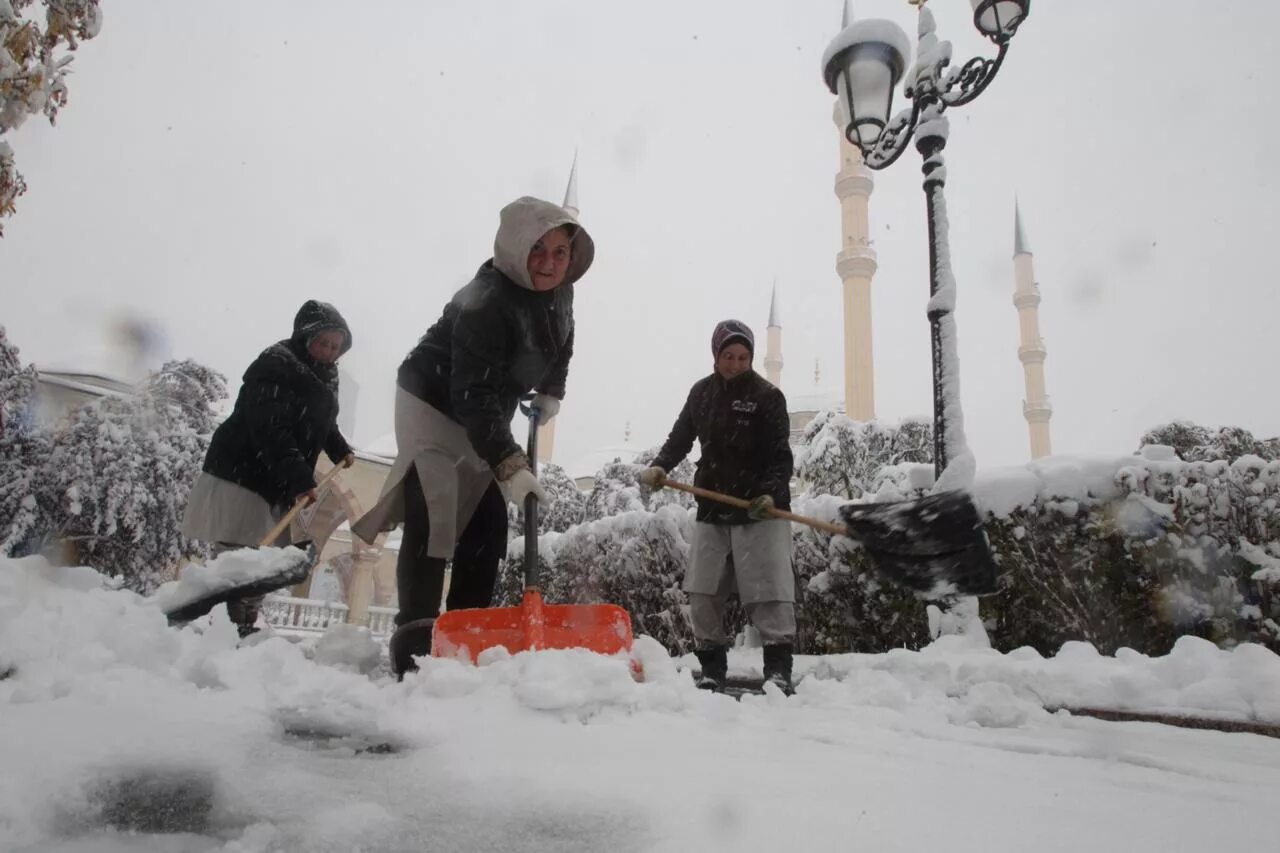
[262,596,397,640]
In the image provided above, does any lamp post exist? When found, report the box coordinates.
[822,0,1029,486]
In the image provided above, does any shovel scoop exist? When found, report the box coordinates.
[662,479,999,599]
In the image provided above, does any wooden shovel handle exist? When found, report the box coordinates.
[661,478,847,538]
[258,463,347,547]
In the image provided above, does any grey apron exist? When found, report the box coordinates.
[352,387,494,559]
[684,519,795,604]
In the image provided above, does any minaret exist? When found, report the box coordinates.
[561,149,579,218]
[832,0,878,421]
[1013,200,1052,458]
[537,152,579,465]
[764,281,783,387]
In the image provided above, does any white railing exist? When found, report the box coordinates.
[365,605,397,638]
[262,595,349,636]
[262,596,398,640]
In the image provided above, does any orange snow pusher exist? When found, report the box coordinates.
[431,402,636,668]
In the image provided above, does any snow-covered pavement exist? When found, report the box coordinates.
[3,555,1278,852]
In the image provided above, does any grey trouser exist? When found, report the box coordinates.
[689,594,795,647]
[686,519,795,647]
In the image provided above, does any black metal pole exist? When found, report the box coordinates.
[917,120,948,478]
[523,412,540,589]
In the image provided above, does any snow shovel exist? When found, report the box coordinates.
[661,479,999,598]
[162,464,346,625]
[431,405,635,664]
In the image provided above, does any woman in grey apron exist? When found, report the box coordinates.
[638,320,797,693]
[354,196,594,677]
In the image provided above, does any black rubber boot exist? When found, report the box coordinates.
[389,618,434,681]
[694,646,728,692]
[762,643,794,695]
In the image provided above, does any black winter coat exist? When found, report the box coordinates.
[203,301,353,505]
[652,370,793,525]
[397,261,574,470]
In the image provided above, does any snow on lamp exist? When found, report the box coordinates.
[970,0,1029,43]
[822,19,912,151]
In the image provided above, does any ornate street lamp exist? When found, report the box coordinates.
[822,0,1029,484]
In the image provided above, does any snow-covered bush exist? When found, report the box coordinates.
[1,0,104,234]
[1140,421,1279,465]
[580,449,694,522]
[508,462,586,539]
[794,411,932,499]
[980,447,1280,656]
[492,418,1280,659]
[22,358,226,593]
[549,505,698,653]
[0,325,49,554]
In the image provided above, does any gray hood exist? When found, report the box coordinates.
[492,196,595,291]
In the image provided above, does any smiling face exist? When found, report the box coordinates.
[307,329,346,363]
[526,227,573,292]
[715,342,752,380]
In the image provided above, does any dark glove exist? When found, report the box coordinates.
[747,494,775,520]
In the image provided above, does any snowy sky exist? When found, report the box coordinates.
[2,0,1278,475]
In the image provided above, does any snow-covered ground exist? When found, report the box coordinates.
[3,554,1279,852]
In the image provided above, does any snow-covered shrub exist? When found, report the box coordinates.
[500,505,704,653]
[582,460,646,521]
[794,411,932,499]
[581,448,694,522]
[981,448,1280,656]
[550,505,698,652]
[500,418,1280,658]
[508,462,586,539]
[539,462,587,533]
[38,359,226,593]
[0,325,49,555]
[1140,421,1278,465]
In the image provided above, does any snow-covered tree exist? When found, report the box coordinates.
[1140,421,1278,465]
[581,448,695,523]
[41,359,226,592]
[547,505,699,653]
[794,411,932,499]
[539,462,586,533]
[0,0,103,235]
[508,461,586,538]
[582,460,647,521]
[0,325,49,554]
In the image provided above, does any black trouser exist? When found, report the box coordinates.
[395,464,507,626]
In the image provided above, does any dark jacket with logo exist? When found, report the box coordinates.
[652,369,793,525]
[396,196,596,470]
[203,301,353,505]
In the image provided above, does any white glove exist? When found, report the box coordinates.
[637,466,667,489]
[499,468,548,506]
[532,393,561,425]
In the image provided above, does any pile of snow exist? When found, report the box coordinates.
[3,554,1280,850]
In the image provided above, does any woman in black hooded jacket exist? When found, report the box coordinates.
[183,300,354,635]
[353,196,594,677]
